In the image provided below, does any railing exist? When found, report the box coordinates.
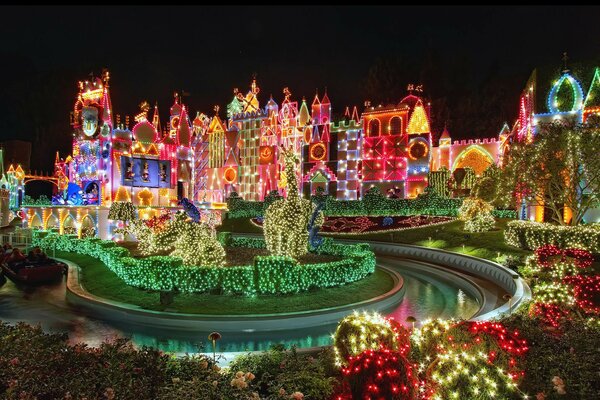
[0,229,33,249]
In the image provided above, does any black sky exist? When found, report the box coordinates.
[1,5,600,177]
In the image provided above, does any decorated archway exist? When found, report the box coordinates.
[310,171,330,195]
[62,214,77,235]
[29,213,43,229]
[452,145,495,176]
[45,214,59,230]
[79,214,96,238]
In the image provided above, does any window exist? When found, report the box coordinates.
[368,119,380,137]
[390,116,402,135]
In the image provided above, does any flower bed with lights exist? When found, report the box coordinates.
[505,220,600,251]
[332,312,530,400]
[251,215,453,235]
[33,231,375,296]
[518,244,600,330]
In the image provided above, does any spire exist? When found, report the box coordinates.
[407,99,431,134]
[321,88,330,105]
[152,102,162,133]
[351,106,359,123]
[562,51,570,74]
[440,123,450,139]
[178,106,191,146]
[311,125,320,143]
[101,86,113,127]
[312,91,321,106]
[584,67,600,109]
[344,106,351,119]
[299,97,310,126]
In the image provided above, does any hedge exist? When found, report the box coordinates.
[504,220,600,252]
[33,231,376,296]
[226,189,516,219]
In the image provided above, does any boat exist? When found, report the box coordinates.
[1,256,67,284]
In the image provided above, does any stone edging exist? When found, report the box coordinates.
[362,241,532,320]
[62,259,405,333]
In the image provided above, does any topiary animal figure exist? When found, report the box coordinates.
[264,147,313,259]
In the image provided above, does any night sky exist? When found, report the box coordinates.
[2,5,600,182]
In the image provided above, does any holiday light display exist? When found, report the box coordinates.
[336,346,418,400]
[458,198,495,232]
[504,220,600,251]
[16,71,518,241]
[563,275,600,315]
[411,319,528,400]
[509,60,600,222]
[34,231,374,295]
[528,245,593,279]
[533,282,575,306]
[333,312,410,366]
[331,315,530,400]
[264,148,314,259]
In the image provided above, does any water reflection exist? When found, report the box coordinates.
[0,263,479,354]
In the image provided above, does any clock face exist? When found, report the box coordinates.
[171,116,180,130]
[409,141,428,160]
[310,142,327,161]
[224,167,237,183]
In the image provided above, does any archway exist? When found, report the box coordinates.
[452,146,495,176]
[45,214,59,231]
[62,214,77,235]
[368,119,381,137]
[389,116,402,135]
[29,213,43,229]
[310,171,330,195]
[80,214,96,238]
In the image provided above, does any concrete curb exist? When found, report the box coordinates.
[62,259,406,333]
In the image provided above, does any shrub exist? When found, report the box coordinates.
[503,312,600,398]
[264,149,313,259]
[333,312,408,366]
[504,220,600,251]
[108,201,137,222]
[337,347,417,400]
[37,233,374,296]
[458,198,495,232]
[229,346,336,399]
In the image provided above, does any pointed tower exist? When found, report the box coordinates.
[101,69,113,130]
[178,106,191,147]
[434,124,451,170]
[407,99,431,134]
[227,89,244,119]
[299,97,311,127]
[152,102,162,133]
[311,92,321,125]
[344,106,351,119]
[584,67,600,122]
[320,89,331,125]
[351,106,360,123]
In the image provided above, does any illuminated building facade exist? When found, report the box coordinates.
[18,72,522,239]
[510,61,600,222]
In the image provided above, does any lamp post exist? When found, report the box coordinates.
[208,331,221,363]
[406,316,417,331]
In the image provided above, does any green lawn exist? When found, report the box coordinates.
[59,251,395,315]
[218,217,532,264]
